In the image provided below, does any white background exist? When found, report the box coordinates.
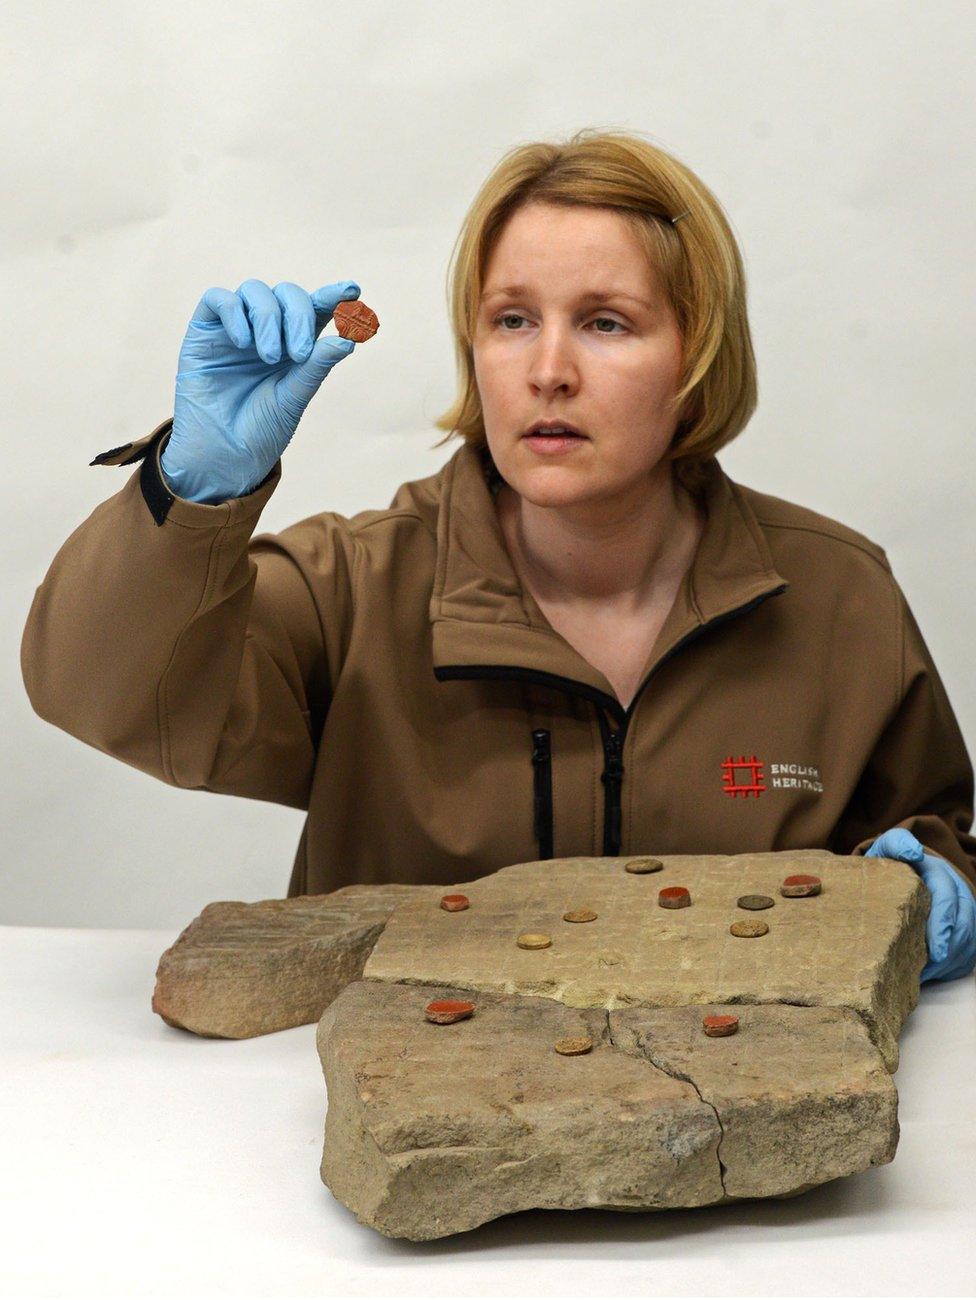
[5,0,975,930]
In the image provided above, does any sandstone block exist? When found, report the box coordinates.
[316,980,898,1240]
[151,884,438,1037]
[361,851,928,1071]
[316,850,926,1237]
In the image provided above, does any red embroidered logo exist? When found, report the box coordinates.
[721,756,824,797]
[721,754,766,798]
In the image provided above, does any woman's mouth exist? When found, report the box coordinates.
[523,431,587,455]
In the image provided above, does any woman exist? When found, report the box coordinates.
[21,129,975,982]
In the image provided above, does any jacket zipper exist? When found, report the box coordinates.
[434,584,788,857]
[598,712,625,855]
[531,728,554,859]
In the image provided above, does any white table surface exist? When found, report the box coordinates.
[2,925,974,1300]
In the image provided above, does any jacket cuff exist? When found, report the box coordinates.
[90,418,281,526]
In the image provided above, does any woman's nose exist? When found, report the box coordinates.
[526,324,579,390]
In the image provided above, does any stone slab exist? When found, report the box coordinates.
[316,850,926,1237]
[316,978,898,1241]
[361,851,929,1071]
[151,884,438,1037]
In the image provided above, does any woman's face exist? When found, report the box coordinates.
[473,201,688,511]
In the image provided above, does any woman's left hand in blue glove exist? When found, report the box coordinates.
[865,828,976,982]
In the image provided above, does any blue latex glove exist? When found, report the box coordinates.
[162,278,362,503]
[865,828,976,982]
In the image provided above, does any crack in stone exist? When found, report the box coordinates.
[603,1010,728,1196]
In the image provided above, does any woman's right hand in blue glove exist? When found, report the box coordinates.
[162,278,361,503]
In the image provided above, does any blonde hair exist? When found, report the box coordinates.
[431,128,757,494]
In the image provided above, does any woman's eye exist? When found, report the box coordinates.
[492,313,626,334]
[592,316,626,333]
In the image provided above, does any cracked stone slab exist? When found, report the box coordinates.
[316,979,898,1241]
[151,884,438,1037]
[361,851,929,1071]
[313,850,926,1237]
[608,1001,898,1201]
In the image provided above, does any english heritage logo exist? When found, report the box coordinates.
[721,755,823,798]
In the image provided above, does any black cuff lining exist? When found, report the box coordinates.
[139,425,177,526]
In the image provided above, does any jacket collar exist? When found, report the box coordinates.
[430,441,789,699]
